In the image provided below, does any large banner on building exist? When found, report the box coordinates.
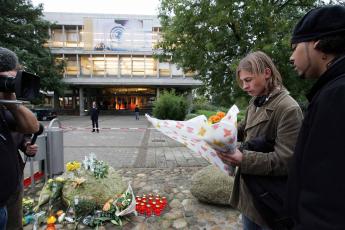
[83,18,153,52]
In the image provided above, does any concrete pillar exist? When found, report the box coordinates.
[156,88,160,98]
[79,87,85,116]
[186,89,193,113]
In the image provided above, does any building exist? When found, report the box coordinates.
[42,12,202,115]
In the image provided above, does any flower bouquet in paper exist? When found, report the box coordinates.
[146,105,239,174]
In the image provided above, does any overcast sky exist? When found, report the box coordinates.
[31,0,160,15]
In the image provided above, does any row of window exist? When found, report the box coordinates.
[59,54,192,77]
[48,26,161,49]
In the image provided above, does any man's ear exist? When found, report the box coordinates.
[313,40,320,49]
[264,68,271,79]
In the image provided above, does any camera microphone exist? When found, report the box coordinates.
[31,123,45,145]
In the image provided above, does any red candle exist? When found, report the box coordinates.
[148,197,153,204]
[159,200,165,209]
[146,204,152,217]
[162,196,167,205]
[139,203,146,214]
[154,205,161,216]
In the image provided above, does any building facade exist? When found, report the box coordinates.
[42,12,202,115]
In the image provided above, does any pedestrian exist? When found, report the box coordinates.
[217,51,303,229]
[6,131,38,230]
[288,5,345,229]
[90,101,99,132]
[135,105,140,120]
[0,47,39,229]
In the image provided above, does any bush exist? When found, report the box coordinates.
[153,90,188,120]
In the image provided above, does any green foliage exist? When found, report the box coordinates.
[153,90,188,120]
[157,0,334,106]
[0,0,65,95]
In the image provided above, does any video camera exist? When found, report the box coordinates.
[0,70,40,101]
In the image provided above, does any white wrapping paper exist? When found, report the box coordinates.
[146,105,239,174]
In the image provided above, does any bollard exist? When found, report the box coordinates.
[46,118,64,177]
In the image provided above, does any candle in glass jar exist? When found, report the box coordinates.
[161,196,167,205]
[154,205,161,216]
[139,203,146,214]
[148,197,153,204]
[146,204,152,217]
[159,200,165,208]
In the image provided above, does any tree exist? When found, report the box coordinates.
[157,0,337,106]
[0,0,65,98]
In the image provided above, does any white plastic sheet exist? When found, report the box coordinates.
[146,105,239,174]
[115,183,136,216]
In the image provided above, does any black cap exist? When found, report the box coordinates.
[291,5,345,44]
[0,47,19,72]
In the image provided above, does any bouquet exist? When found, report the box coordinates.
[146,105,239,174]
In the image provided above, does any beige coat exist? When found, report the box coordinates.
[230,88,303,227]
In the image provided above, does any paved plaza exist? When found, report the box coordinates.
[24,114,209,178]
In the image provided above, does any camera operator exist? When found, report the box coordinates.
[0,47,39,229]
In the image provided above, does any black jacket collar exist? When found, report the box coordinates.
[307,55,345,102]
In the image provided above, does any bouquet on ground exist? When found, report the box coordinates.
[33,153,135,227]
[146,105,239,174]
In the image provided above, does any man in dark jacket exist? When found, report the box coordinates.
[288,5,345,229]
[90,101,99,132]
[0,47,39,229]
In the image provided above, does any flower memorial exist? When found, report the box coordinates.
[32,153,136,228]
[146,105,239,174]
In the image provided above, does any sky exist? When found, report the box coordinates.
[31,0,160,15]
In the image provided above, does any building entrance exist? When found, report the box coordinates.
[85,87,156,113]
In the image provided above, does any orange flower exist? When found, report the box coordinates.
[103,202,111,211]
[216,111,225,119]
[102,199,113,212]
[208,115,221,124]
[56,210,64,217]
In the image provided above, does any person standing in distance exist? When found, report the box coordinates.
[90,101,99,133]
[135,104,140,120]
[0,47,39,229]
[288,5,345,229]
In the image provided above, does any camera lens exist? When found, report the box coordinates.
[0,76,15,93]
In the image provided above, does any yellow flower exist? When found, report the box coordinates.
[55,177,65,182]
[47,215,56,224]
[66,161,81,172]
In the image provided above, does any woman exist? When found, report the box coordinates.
[217,51,303,229]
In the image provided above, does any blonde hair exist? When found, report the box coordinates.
[236,51,283,92]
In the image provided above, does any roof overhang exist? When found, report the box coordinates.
[63,77,203,88]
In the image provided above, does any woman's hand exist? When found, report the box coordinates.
[217,149,243,166]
